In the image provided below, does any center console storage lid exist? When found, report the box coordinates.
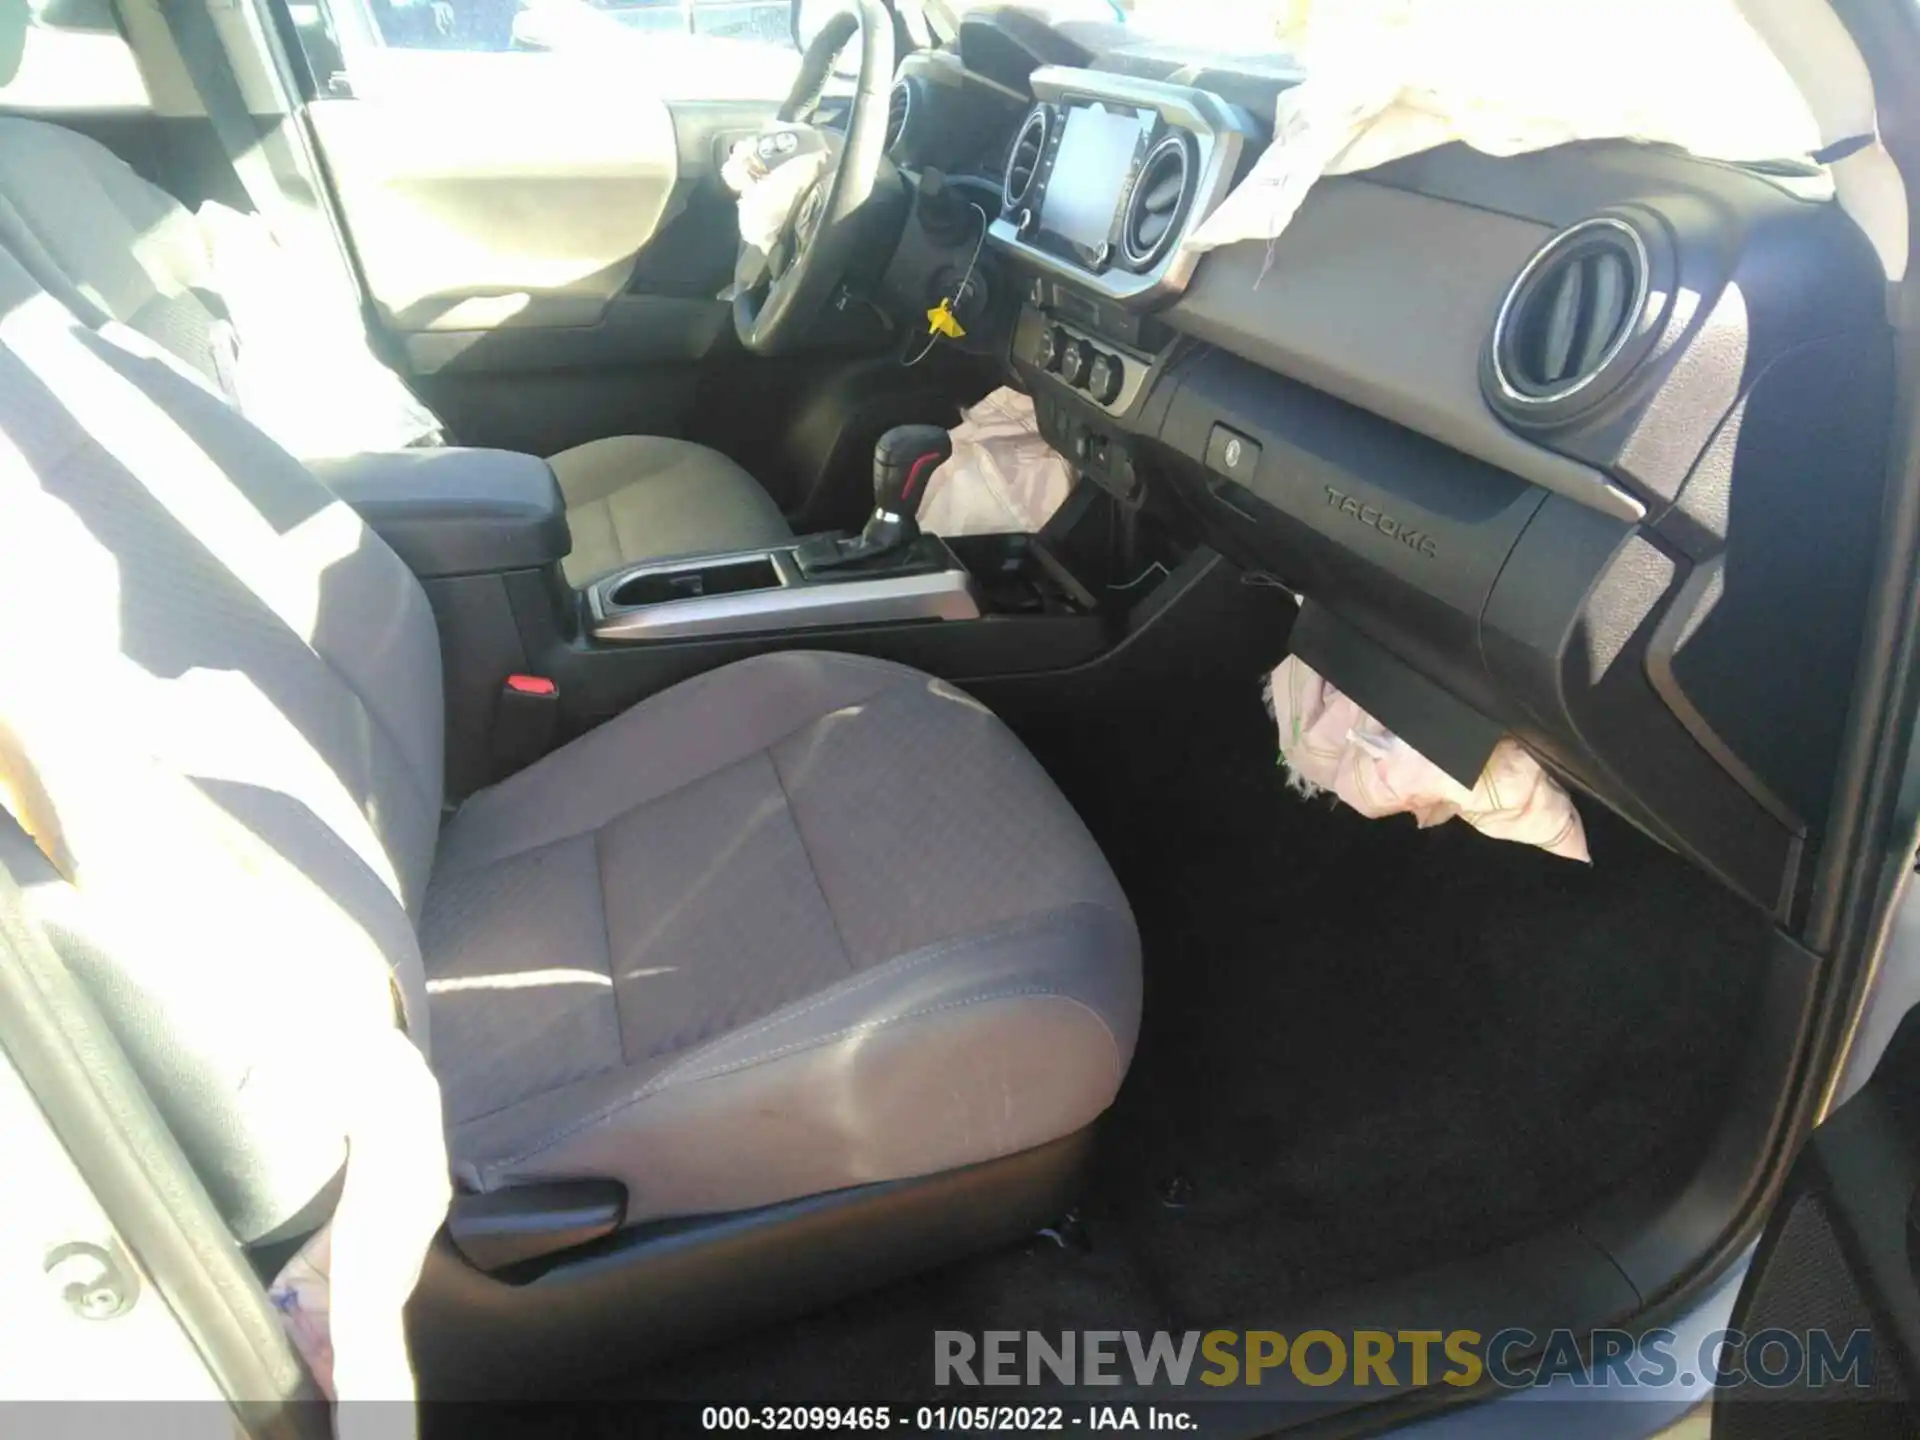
[308,448,570,580]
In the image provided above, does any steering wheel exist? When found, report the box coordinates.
[732,0,895,356]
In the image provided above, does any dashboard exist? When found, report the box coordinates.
[879,9,1895,923]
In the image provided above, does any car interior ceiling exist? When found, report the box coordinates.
[0,0,1899,1427]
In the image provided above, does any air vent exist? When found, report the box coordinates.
[1492,217,1651,405]
[886,80,912,155]
[1121,134,1193,269]
[1003,106,1049,213]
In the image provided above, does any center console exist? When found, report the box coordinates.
[586,541,981,642]
[320,432,1171,803]
[584,424,997,641]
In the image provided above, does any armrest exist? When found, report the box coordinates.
[309,448,571,580]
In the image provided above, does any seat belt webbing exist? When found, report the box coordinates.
[137,0,449,452]
[155,0,306,240]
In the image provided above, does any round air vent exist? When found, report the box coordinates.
[886,80,912,155]
[1491,217,1652,407]
[1121,133,1193,270]
[1003,106,1050,213]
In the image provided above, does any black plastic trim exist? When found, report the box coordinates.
[409,1129,1092,1397]
[495,537,1245,744]
[1155,345,1546,724]
[448,1181,627,1274]
[1290,602,1501,788]
[1483,210,1671,426]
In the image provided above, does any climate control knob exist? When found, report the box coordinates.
[1088,352,1124,406]
[1059,339,1094,389]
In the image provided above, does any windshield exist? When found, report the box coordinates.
[942,0,1285,50]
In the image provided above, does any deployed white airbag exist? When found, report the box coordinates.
[723,136,829,257]
[1266,656,1590,861]
[919,387,1074,538]
[1189,0,1821,262]
[196,202,443,459]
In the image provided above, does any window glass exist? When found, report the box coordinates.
[946,0,1289,52]
[354,0,794,57]
[305,0,801,104]
[0,0,151,109]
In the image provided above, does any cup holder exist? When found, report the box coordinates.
[607,557,782,610]
[944,534,1096,615]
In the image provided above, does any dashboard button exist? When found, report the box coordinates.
[1060,340,1094,389]
[1036,326,1069,371]
[1205,424,1261,484]
[1088,352,1125,406]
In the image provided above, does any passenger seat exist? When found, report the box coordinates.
[0,230,1139,1363]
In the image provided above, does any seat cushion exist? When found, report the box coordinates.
[550,435,793,587]
[421,652,1140,1224]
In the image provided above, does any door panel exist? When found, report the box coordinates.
[287,0,912,480]
[307,57,682,332]
[306,72,781,452]
[375,92,767,453]
[290,8,803,453]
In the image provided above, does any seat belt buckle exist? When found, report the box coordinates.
[493,675,559,780]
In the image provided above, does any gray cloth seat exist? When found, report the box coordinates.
[549,435,793,588]
[426,651,1139,1221]
[0,115,793,587]
[0,235,1139,1243]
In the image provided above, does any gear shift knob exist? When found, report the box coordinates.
[791,424,955,577]
[871,425,955,530]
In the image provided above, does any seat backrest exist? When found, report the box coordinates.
[0,237,445,1243]
[0,114,235,392]
[0,102,442,457]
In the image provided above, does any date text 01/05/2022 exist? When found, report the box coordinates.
[700,1406,1198,1431]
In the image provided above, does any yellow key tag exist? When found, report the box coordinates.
[927,299,967,340]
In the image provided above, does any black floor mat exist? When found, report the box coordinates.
[618,673,1766,1402]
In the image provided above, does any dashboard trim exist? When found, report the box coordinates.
[1120,132,1193,270]
[1489,216,1653,407]
[1168,179,1649,524]
[887,78,913,156]
[1002,105,1050,210]
[1019,310,1153,418]
[988,65,1259,308]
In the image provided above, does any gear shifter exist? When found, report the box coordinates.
[864,424,954,551]
[795,425,955,576]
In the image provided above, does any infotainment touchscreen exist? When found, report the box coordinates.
[1041,103,1150,252]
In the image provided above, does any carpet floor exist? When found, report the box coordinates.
[611,668,1767,1402]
